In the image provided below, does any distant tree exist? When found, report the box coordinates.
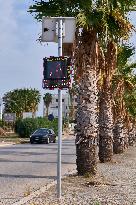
[43,93,52,117]
[3,88,41,119]
[26,89,41,118]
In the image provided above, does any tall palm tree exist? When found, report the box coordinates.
[124,85,136,146]
[29,0,99,175]
[29,0,135,174]
[97,0,135,162]
[98,41,117,162]
[43,93,52,117]
[112,45,136,153]
[74,28,98,175]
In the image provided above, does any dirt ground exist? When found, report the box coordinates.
[22,143,136,205]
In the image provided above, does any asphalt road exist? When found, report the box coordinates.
[0,138,76,205]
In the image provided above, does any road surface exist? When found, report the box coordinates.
[0,138,76,205]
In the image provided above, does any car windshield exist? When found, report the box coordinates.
[34,129,49,135]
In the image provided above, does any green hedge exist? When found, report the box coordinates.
[15,117,58,138]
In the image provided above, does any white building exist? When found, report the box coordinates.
[43,94,69,118]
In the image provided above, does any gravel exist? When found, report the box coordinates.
[20,143,136,205]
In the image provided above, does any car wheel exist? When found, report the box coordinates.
[53,138,56,143]
[46,137,50,144]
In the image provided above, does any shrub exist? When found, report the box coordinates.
[15,118,38,138]
[15,117,59,138]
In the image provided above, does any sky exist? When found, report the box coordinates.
[0,0,59,116]
[0,1,136,116]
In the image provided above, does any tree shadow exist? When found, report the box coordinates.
[0,158,76,164]
[0,173,56,179]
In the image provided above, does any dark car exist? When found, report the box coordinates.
[30,128,56,144]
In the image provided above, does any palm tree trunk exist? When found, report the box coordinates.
[98,41,116,162]
[128,130,135,146]
[75,29,98,175]
[123,126,129,149]
[46,107,48,117]
[128,123,135,146]
[43,103,45,117]
[113,119,124,153]
[69,93,75,121]
[112,81,125,154]
[134,126,136,142]
[99,85,113,162]
[32,112,36,118]
[46,107,49,117]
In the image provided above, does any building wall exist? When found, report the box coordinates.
[43,94,69,118]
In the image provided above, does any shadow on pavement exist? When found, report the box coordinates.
[0,173,56,179]
[0,158,75,164]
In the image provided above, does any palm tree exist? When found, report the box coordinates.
[98,41,117,162]
[29,0,99,175]
[43,93,52,117]
[29,0,135,174]
[97,0,135,162]
[124,86,136,146]
[74,28,98,175]
[26,88,41,118]
[112,45,136,153]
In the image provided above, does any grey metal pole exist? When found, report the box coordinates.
[57,19,63,199]
[0,98,2,120]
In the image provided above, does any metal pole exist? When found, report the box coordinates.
[57,19,63,199]
[0,98,2,120]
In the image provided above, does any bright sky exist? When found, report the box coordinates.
[0,0,59,116]
[0,1,136,116]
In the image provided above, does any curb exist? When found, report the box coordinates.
[12,180,57,205]
[12,169,76,205]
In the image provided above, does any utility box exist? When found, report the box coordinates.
[42,17,76,43]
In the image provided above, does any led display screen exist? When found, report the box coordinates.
[43,57,70,80]
[45,60,67,79]
[43,56,72,89]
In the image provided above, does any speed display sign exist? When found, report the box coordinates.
[42,56,72,89]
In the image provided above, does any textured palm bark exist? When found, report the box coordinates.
[99,85,113,162]
[123,126,129,149]
[134,127,136,142]
[112,80,125,154]
[128,124,135,146]
[98,41,116,162]
[75,29,98,175]
[113,119,124,154]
